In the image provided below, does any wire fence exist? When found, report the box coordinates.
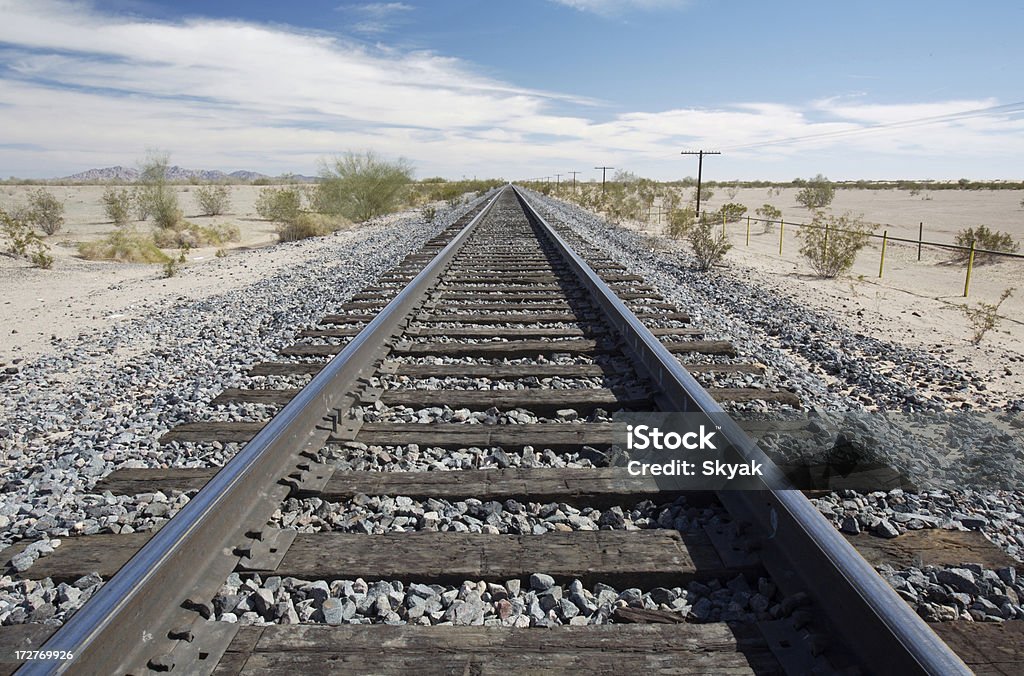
[704,211,1023,298]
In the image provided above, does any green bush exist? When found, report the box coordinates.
[716,202,747,223]
[26,189,65,235]
[77,227,169,263]
[962,288,1014,344]
[1,207,53,267]
[256,187,303,223]
[422,206,436,223]
[953,225,1019,264]
[313,151,413,222]
[688,215,732,271]
[755,204,782,232]
[102,187,133,226]
[193,184,231,216]
[798,211,875,278]
[135,151,181,228]
[795,174,835,210]
[665,205,695,239]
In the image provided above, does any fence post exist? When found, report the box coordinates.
[878,230,888,278]
[745,215,750,246]
[823,223,829,262]
[917,222,923,261]
[779,219,784,255]
[964,239,976,297]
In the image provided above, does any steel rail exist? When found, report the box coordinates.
[20,190,503,675]
[512,185,971,676]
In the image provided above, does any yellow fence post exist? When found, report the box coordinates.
[964,240,976,297]
[779,219,784,255]
[745,215,750,246]
[878,230,888,278]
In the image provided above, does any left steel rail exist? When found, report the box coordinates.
[19,190,503,675]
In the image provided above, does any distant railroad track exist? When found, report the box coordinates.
[4,186,980,674]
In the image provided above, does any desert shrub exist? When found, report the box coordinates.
[756,204,782,232]
[688,215,732,271]
[276,213,329,242]
[30,249,54,269]
[135,151,181,228]
[1,207,53,267]
[102,187,133,226]
[691,185,713,205]
[162,258,179,278]
[193,184,231,216]
[795,174,835,210]
[151,221,240,248]
[952,225,1019,264]
[798,211,875,278]
[256,187,303,223]
[422,206,436,223]
[77,228,169,263]
[313,151,414,222]
[665,205,696,239]
[717,202,747,223]
[26,189,64,235]
[962,288,1014,344]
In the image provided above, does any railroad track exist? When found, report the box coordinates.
[1,186,987,674]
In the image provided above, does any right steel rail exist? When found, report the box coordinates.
[513,185,971,676]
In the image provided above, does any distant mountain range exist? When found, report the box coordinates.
[57,166,317,183]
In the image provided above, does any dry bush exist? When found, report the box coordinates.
[78,228,169,263]
[962,288,1014,344]
[26,189,65,235]
[953,225,1019,264]
[152,221,241,248]
[756,204,782,232]
[193,184,231,216]
[798,211,875,278]
[102,187,133,226]
[276,213,330,242]
[688,216,732,271]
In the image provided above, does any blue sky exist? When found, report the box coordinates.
[1,0,1021,180]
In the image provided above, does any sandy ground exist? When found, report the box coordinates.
[630,188,1024,406]
[0,183,426,364]
[2,185,1022,405]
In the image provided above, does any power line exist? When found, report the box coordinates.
[568,170,580,191]
[719,100,1024,152]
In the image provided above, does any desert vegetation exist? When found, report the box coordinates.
[795,174,836,211]
[1,206,53,268]
[953,225,1020,264]
[312,151,414,222]
[193,184,232,216]
[962,288,1014,344]
[688,214,732,271]
[798,212,876,278]
[755,204,782,232]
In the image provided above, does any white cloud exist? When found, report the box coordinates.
[0,0,1020,180]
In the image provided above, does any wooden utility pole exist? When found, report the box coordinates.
[555,173,562,187]
[594,166,614,193]
[680,150,720,215]
[568,171,580,191]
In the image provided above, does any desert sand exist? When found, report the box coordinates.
[2,184,1022,405]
